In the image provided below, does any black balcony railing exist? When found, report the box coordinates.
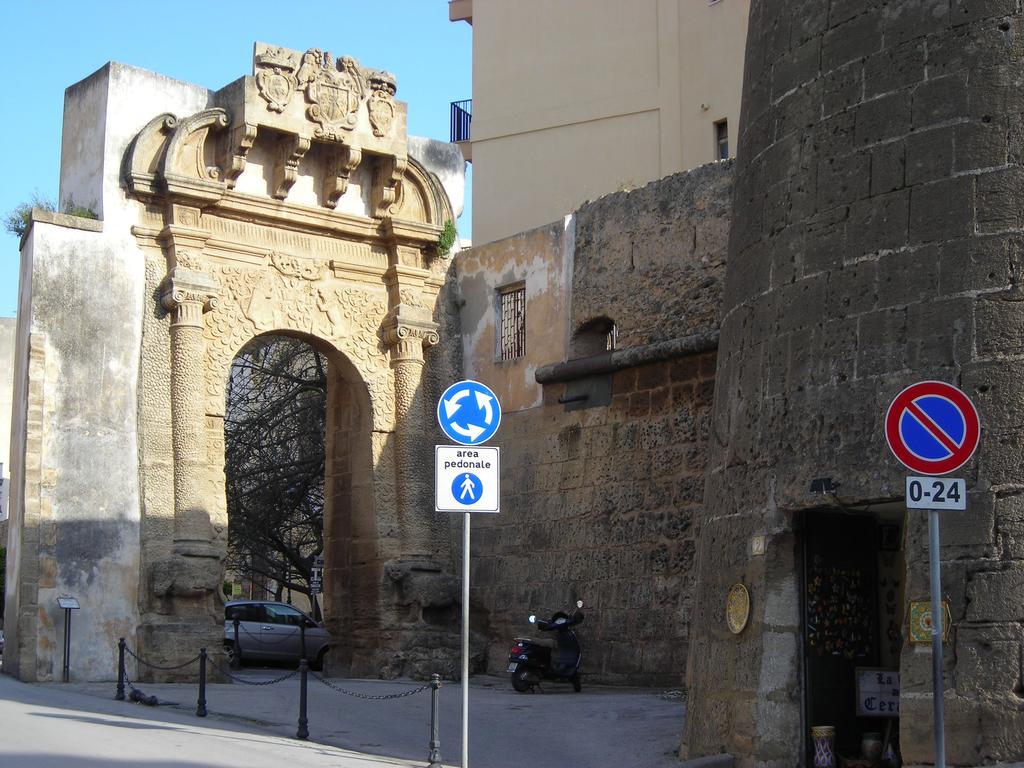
[450,99,472,143]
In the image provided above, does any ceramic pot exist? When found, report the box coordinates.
[811,725,836,768]
[862,732,883,760]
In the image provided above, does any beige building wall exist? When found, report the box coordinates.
[0,316,16,521]
[457,0,749,245]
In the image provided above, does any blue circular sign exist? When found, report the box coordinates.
[451,472,482,505]
[437,380,501,445]
[885,381,980,475]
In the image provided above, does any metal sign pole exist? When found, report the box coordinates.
[62,607,71,683]
[928,508,946,768]
[462,510,471,768]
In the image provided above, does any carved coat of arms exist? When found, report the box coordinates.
[254,47,299,113]
[367,71,397,138]
[301,52,366,140]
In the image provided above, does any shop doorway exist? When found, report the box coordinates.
[802,508,905,765]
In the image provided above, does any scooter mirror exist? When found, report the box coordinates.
[528,614,536,623]
[577,600,584,608]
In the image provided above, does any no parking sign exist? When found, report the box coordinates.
[884,380,980,476]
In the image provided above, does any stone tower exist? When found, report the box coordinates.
[684,1,1024,765]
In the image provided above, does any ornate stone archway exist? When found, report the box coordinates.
[122,44,456,675]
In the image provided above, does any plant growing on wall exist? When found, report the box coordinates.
[3,194,98,238]
[224,335,325,609]
[437,218,457,256]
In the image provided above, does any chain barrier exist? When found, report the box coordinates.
[124,644,201,671]
[310,671,431,700]
[214,661,299,686]
[237,622,298,647]
[115,635,443,767]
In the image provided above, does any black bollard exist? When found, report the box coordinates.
[428,674,443,768]
[300,621,307,661]
[296,658,309,740]
[115,638,126,701]
[231,617,241,669]
[197,648,208,717]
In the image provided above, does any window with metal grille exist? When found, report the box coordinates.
[498,284,526,361]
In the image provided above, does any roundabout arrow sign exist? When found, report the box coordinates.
[437,380,501,445]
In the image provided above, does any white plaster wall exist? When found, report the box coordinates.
[5,217,145,681]
[0,317,15,520]
[408,136,466,220]
[60,62,212,232]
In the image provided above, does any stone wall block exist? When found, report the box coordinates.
[802,207,849,274]
[966,566,1024,621]
[883,0,952,47]
[870,139,907,195]
[954,627,1022,696]
[908,175,975,244]
[865,39,926,98]
[951,0,1018,25]
[906,126,955,185]
[772,37,823,99]
[817,151,871,210]
[955,121,1009,172]
[976,166,1024,233]
[855,93,913,146]
[976,297,1024,357]
[876,246,939,308]
[994,492,1024,557]
[902,693,985,765]
[968,65,1024,121]
[848,188,911,256]
[912,73,969,129]
[823,11,883,71]
[937,236,1014,296]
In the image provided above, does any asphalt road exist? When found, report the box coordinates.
[0,667,687,768]
[0,670,419,767]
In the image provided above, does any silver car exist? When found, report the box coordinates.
[223,600,330,670]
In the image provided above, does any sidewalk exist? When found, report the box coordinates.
[62,667,687,768]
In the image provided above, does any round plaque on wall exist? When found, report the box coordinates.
[726,583,750,634]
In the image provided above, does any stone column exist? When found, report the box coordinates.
[160,267,220,557]
[383,305,439,559]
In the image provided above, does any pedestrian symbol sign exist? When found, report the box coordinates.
[435,446,499,513]
[453,473,482,504]
[437,380,501,445]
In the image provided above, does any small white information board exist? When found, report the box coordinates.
[905,476,966,511]
[856,667,900,717]
[435,445,499,513]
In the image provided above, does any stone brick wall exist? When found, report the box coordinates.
[470,352,715,685]
[456,162,732,686]
[684,1,1024,765]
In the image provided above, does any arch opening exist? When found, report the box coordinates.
[221,331,375,673]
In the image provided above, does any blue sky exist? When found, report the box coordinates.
[0,1,472,317]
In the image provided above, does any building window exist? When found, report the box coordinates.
[571,316,617,359]
[498,284,526,361]
[715,119,729,160]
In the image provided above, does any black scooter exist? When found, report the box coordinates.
[507,600,584,692]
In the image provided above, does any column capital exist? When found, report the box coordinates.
[160,266,220,327]
[383,304,439,365]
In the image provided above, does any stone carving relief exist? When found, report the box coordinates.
[270,251,327,281]
[202,262,391,418]
[367,71,397,138]
[255,47,299,113]
[305,53,365,141]
[253,45,398,142]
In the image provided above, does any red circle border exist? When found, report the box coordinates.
[884,381,980,476]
